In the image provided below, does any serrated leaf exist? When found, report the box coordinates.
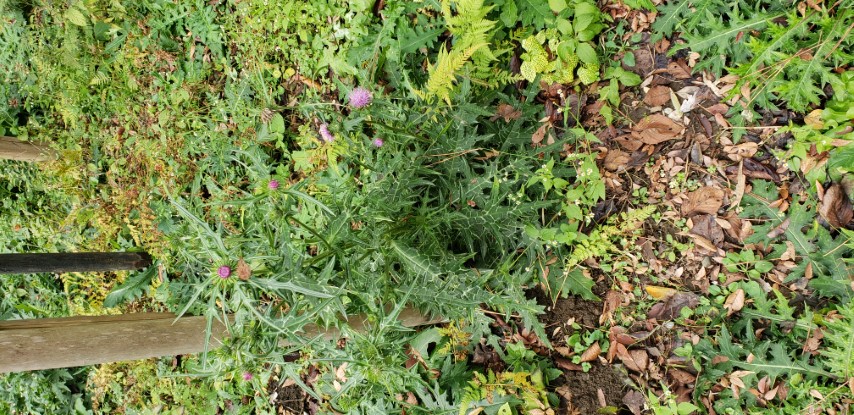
[391,240,442,278]
[551,267,597,301]
[103,264,157,307]
[64,8,88,26]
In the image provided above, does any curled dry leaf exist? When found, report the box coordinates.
[579,342,601,363]
[724,141,759,161]
[532,123,549,144]
[724,288,745,316]
[681,186,725,217]
[631,114,684,145]
[818,183,853,228]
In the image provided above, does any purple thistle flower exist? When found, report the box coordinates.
[242,372,253,381]
[268,180,280,190]
[372,138,384,147]
[348,87,372,108]
[218,266,231,279]
[319,123,335,142]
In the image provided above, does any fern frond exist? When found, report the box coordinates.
[425,43,486,105]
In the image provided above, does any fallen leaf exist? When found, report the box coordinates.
[665,61,692,79]
[493,103,521,122]
[236,258,252,281]
[724,288,745,316]
[623,390,645,415]
[681,186,725,217]
[818,183,853,228]
[601,290,622,325]
[645,285,677,300]
[668,369,696,384]
[532,123,549,144]
[766,218,790,239]
[804,109,824,129]
[726,158,780,182]
[644,85,672,107]
[579,342,601,363]
[604,149,631,172]
[648,292,700,320]
[690,214,724,246]
[631,114,684,145]
[554,356,584,371]
[619,346,649,372]
[802,329,824,355]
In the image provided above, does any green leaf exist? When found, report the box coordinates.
[551,267,598,301]
[103,264,158,307]
[500,0,519,27]
[556,18,573,35]
[270,113,285,133]
[64,8,88,26]
[391,240,442,278]
[548,0,567,13]
[575,42,598,66]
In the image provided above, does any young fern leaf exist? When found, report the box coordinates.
[425,43,486,105]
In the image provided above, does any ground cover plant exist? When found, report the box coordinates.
[0,0,852,414]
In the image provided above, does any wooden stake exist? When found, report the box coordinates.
[0,313,228,373]
[0,308,445,373]
[0,252,152,274]
[0,136,57,162]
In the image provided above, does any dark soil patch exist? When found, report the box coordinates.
[528,279,607,335]
[529,279,632,414]
[553,363,630,414]
[267,378,306,415]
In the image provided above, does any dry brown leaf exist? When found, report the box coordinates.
[619,347,649,372]
[532,123,549,144]
[669,369,697,384]
[579,342,601,363]
[554,356,584,371]
[494,103,521,122]
[725,142,759,161]
[665,61,692,79]
[681,186,725,217]
[648,292,700,320]
[604,149,631,172]
[631,114,684,145]
[644,85,672,106]
[690,214,724,246]
[766,217,790,239]
[237,258,252,281]
[614,134,644,151]
[724,288,745,316]
[802,329,824,355]
[623,390,645,415]
[818,183,853,228]
[601,290,622,325]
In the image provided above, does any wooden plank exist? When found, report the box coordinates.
[0,252,152,274]
[0,313,228,373]
[0,308,445,373]
[0,136,57,162]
